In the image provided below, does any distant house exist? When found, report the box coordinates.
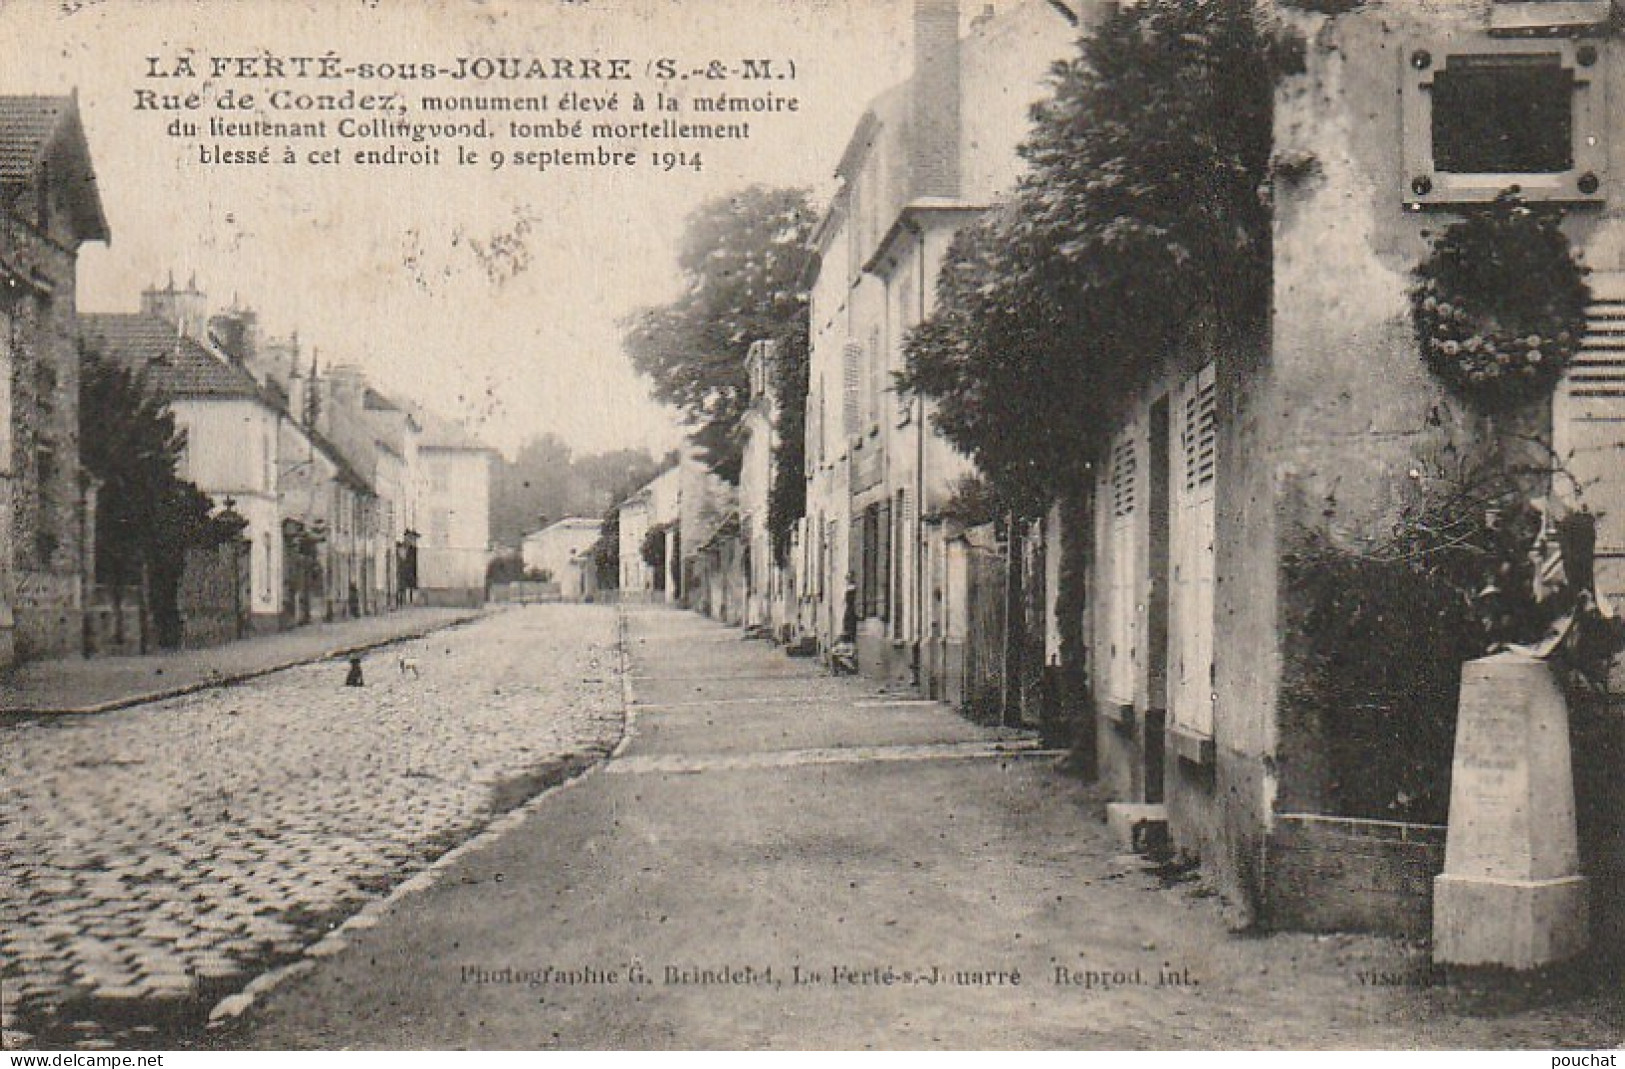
[0,93,109,665]
[285,363,389,620]
[617,464,680,598]
[411,407,495,606]
[80,308,286,633]
[359,386,423,608]
[274,405,378,625]
[739,339,789,634]
[521,517,601,600]
[800,0,1077,681]
[208,309,424,615]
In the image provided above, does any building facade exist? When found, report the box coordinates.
[617,463,680,598]
[80,311,286,633]
[0,94,109,665]
[521,516,601,600]
[800,0,1081,684]
[413,408,495,606]
[1068,0,1625,938]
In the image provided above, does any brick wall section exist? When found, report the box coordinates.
[1263,815,1447,938]
[0,207,86,662]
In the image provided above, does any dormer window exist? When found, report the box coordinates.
[1404,37,1606,206]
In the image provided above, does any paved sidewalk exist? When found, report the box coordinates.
[218,606,1625,1050]
[0,606,483,715]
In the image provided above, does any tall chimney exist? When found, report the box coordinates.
[910,0,962,200]
[140,274,209,340]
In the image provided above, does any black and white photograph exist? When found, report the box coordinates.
[1,0,1625,1054]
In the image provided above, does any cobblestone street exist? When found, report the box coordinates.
[0,604,625,1049]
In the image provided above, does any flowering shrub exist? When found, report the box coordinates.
[1412,191,1590,406]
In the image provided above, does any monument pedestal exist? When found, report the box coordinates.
[1433,651,1588,968]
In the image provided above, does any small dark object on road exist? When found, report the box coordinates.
[399,656,420,678]
[345,655,365,687]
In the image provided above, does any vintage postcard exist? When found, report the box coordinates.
[1,0,1624,1054]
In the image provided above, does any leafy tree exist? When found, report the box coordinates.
[623,185,815,481]
[489,432,576,547]
[80,343,246,647]
[641,521,671,590]
[767,319,809,566]
[590,503,621,590]
[489,438,663,548]
[485,549,526,587]
[571,448,663,510]
[900,0,1297,516]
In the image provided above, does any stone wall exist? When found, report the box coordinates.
[1263,814,1447,937]
[1,209,86,665]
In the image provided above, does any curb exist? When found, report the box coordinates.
[609,606,639,760]
[3,611,486,717]
[205,604,636,1030]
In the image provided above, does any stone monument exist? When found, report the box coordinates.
[1433,650,1588,968]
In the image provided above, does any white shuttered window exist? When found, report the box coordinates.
[1170,364,1217,738]
[1105,422,1139,705]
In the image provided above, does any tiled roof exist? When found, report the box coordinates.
[0,96,65,185]
[409,403,492,452]
[302,419,374,495]
[0,94,109,241]
[80,313,269,402]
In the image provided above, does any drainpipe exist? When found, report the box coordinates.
[915,221,928,689]
[1002,509,1022,728]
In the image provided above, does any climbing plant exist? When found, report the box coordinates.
[767,318,809,567]
[1412,190,1590,407]
[1283,454,1622,822]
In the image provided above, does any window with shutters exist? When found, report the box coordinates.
[1104,422,1139,705]
[1170,363,1217,738]
[868,325,883,432]
[1555,271,1625,608]
[811,378,825,464]
[842,341,862,440]
[895,488,911,638]
[854,512,871,618]
[894,264,915,427]
[876,498,892,624]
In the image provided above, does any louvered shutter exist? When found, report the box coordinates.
[897,488,913,638]
[1556,272,1625,606]
[1170,364,1217,738]
[850,514,865,623]
[842,341,862,439]
[877,499,892,624]
[1106,422,1139,704]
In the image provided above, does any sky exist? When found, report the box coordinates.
[0,0,934,458]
